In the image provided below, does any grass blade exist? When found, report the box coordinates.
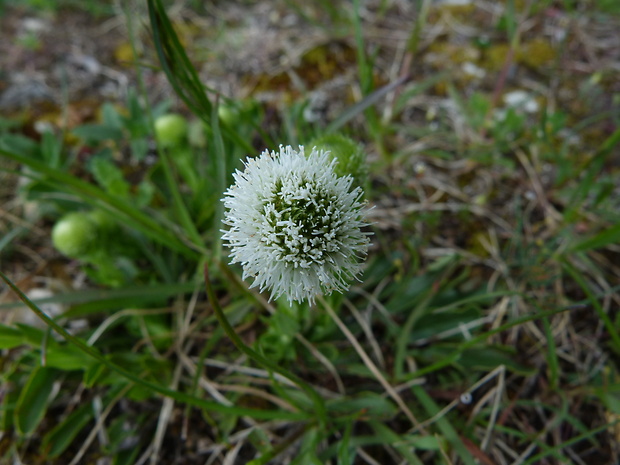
[210,98,226,261]
[570,222,620,253]
[158,146,204,248]
[565,127,620,221]
[410,385,477,465]
[561,258,620,355]
[42,399,93,457]
[147,0,212,121]
[325,74,410,133]
[147,0,253,154]
[0,269,307,422]
[404,301,573,381]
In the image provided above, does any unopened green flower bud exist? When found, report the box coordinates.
[306,134,367,190]
[52,212,98,258]
[154,114,188,148]
[88,209,117,232]
[188,119,207,148]
[218,102,239,126]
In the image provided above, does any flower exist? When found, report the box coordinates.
[222,145,371,304]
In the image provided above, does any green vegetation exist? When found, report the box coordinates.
[0,0,619,463]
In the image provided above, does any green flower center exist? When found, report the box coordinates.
[263,178,341,265]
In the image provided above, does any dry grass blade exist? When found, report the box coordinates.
[318,295,425,432]
[67,385,132,465]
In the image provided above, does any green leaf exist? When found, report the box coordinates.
[135,180,155,207]
[72,124,124,142]
[46,344,95,371]
[562,259,620,355]
[147,0,212,122]
[405,435,445,450]
[570,222,620,253]
[113,446,142,465]
[101,102,124,129]
[83,362,108,387]
[382,272,438,314]
[0,226,26,254]
[0,323,24,349]
[327,392,397,418]
[368,422,425,464]
[40,130,62,168]
[411,385,477,465]
[600,392,620,415]
[43,401,93,457]
[90,156,131,198]
[15,323,45,346]
[157,144,204,250]
[336,421,354,465]
[129,137,149,161]
[210,98,226,260]
[409,307,481,342]
[15,366,58,435]
[459,346,534,375]
[0,133,39,159]
[0,281,199,314]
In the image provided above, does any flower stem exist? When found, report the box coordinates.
[203,263,328,428]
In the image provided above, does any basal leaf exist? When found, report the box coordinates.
[0,323,24,349]
[15,366,58,435]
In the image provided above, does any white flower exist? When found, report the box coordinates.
[222,145,371,304]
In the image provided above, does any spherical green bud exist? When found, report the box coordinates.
[52,212,98,258]
[188,119,207,148]
[88,209,117,231]
[306,134,368,189]
[154,114,188,148]
[218,103,239,126]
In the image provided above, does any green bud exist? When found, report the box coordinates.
[52,212,98,258]
[188,119,207,148]
[88,209,117,232]
[218,102,239,126]
[154,114,188,148]
[306,134,368,189]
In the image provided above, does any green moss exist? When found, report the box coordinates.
[517,38,556,70]
[483,43,512,71]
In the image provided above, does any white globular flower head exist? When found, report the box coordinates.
[222,145,371,304]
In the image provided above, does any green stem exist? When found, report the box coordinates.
[211,98,226,262]
[203,263,327,428]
